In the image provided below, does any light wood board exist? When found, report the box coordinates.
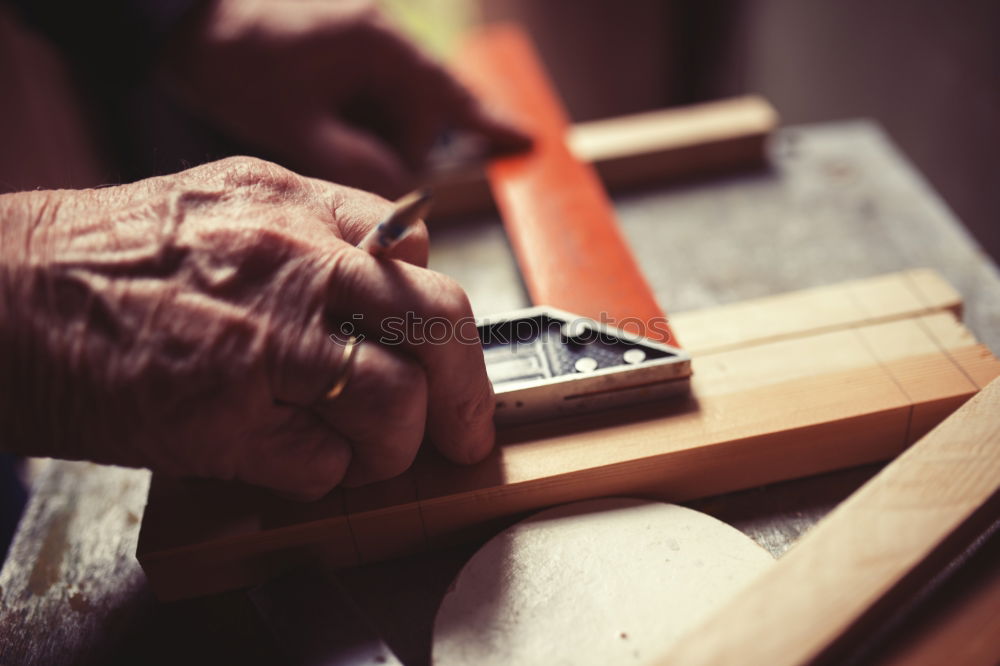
[136,270,1000,600]
[431,84,775,220]
[661,376,1000,666]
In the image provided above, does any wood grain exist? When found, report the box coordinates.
[137,271,1000,600]
[672,268,961,355]
[662,377,1000,666]
[568,96,776,190]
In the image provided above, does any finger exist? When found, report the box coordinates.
[295,116,414,198]
[323,251,495,465]
[314,342,428,487]
[401,63,533,157]
[238,408,353,500]
[267,298,352,408]
[304,178,429,268]
[450,96,534,156]
[261,260,426,487]
[357,25,531,167]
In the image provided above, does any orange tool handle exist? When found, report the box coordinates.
[456,26,680,346]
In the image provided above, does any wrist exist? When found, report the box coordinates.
[0,189,121,461]
[1,191,56,456]
[0,192,41,454]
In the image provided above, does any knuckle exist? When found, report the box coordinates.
[294,440,352,499]
[324,184,394,235]
[345,345,427,426]
[427,273,474,323]
[347,350,426,480]
[200,156,304,199]
[458,378,494,429]
[379,354,428,423]
[217,154,276,173]
[321,244,367,309]
[376,434,421,479]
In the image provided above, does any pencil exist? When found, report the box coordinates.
[357,189,433,257]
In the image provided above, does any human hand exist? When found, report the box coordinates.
[161,0,529,197]
[0,156,495,498]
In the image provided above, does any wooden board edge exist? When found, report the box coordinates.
[138,341,995,600]
[429,93,778,220]
[660,378,1000,666]
[674,269,963,356]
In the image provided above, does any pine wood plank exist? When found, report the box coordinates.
[136,276,998,599]
[854,317,983,442]
[430,96,777,219]
[414,318,988,540]
[662,377,1000,666]
[567,96,776,191]
[343,473,423,564]
[671,268,961,356]
[917,312,1000,388]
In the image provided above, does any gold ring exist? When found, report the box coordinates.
[323,335,358,402]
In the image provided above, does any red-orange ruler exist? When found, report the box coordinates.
[456,25,682,348]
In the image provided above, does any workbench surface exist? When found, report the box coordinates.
[3,121,999,665]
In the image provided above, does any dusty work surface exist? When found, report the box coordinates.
[3,121,1000,665]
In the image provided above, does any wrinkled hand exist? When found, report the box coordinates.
[162,0,529,197]
[0,157,495,498]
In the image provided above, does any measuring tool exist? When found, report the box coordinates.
[478,307,690,425]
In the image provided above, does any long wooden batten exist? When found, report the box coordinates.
[137,270,999,600]
[431,95,777,219]
[662,377,1000,666]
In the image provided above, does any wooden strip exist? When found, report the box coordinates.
[413,318,990,540]
[343,472,425,564]
[136,274,987,598]
[671,269,962,356]
[662,377,1000,666]
[853,317,979,443]
[137,310,999,598]
[430,96,777,220]
[415,364,912,540]
[916,312,1000,388]
[568,96,776,188]
[454,25,678,345]
[905,267,964,320]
